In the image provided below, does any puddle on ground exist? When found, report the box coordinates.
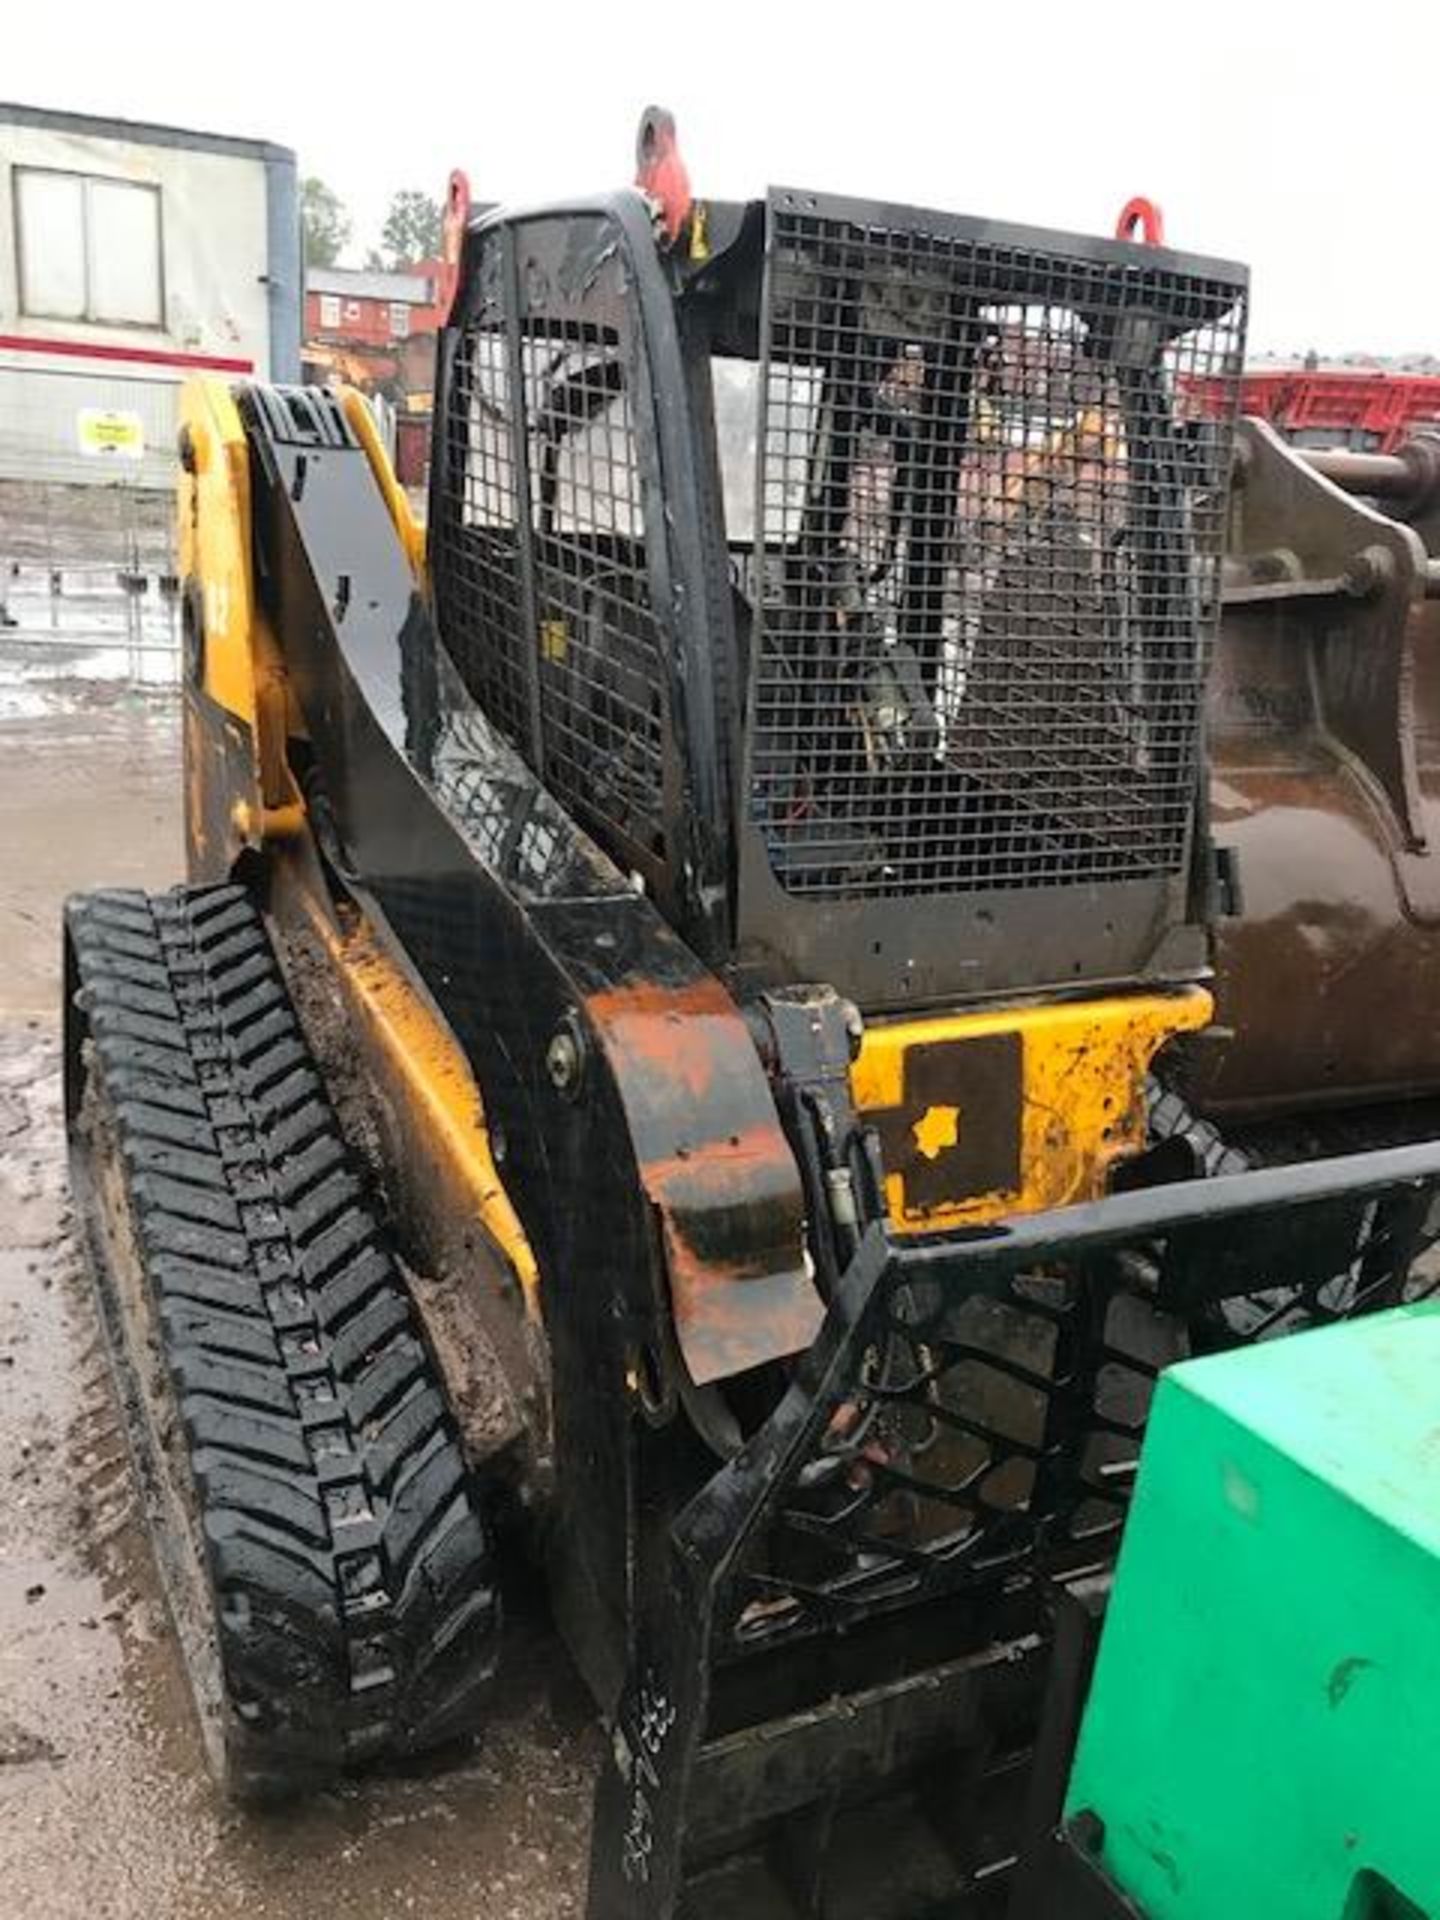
[0,1021,597,1920]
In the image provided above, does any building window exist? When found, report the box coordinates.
[14,168,163,328]
[318,293,341,328]
[390,301,411,339]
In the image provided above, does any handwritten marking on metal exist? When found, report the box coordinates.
[618,1672,678,1885]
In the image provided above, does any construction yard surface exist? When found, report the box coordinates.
[0,681,595,1918]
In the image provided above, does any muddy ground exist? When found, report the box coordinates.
[0,691,595,1919]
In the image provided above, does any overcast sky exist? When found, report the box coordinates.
[9,0,1440,356]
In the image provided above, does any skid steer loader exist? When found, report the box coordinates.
[61,110,1440,1916]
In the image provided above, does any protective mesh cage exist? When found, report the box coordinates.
[431,220,667,871]
[718,1184,1440,1658]
[750,196,1247,900]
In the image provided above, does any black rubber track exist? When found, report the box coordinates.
[64,883,499,1796]
[1146,1076,1247,1181]
[1147,1076,1347,1341]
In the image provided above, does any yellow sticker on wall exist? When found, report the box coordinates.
[76,409,146,460]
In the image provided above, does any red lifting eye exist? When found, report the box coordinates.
[437,169,471,325]
[635,105,693,248]
[1116,197,1165,247]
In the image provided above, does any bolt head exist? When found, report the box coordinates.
[546,1028,580,1092]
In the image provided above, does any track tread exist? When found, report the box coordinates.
[65,882,499,1796]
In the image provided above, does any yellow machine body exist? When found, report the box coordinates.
[852,988,1213,1231]
[176,373,1215,1301]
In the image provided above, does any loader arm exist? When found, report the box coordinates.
[232,383,825,1701]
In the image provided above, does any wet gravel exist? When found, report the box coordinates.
[0,696,596,1919]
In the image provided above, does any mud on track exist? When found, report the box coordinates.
[0,696,596,1919]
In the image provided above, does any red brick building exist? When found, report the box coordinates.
[303,264,443,351]
[302,262,448,484]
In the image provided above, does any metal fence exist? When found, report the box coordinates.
[0,380,401,696]
[0,354,181,693]
[0,470,180,692]
[0,363,180,491]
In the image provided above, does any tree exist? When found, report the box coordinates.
[301,176,351,269]
[378,190,443,269]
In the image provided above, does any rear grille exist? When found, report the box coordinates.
[751,194,1247,900]
[718,1175,1439,1657]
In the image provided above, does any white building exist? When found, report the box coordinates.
[0,102,299,487]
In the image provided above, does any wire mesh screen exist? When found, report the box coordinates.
[438,322,532,751]
[528,332,662,856]
[430,221,667,870]
[719,1181,1439,1656]
[750,196,1247,901]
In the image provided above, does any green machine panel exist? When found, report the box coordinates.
[1066,1301,1440,1919]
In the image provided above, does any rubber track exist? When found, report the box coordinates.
[1146,1076,1248,1180]
[1147,1075,1325,1340]
[66,883,499,1793]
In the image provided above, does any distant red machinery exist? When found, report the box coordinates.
[1189,366,1440,453]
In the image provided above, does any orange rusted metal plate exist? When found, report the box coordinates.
[587,978,823,1386]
